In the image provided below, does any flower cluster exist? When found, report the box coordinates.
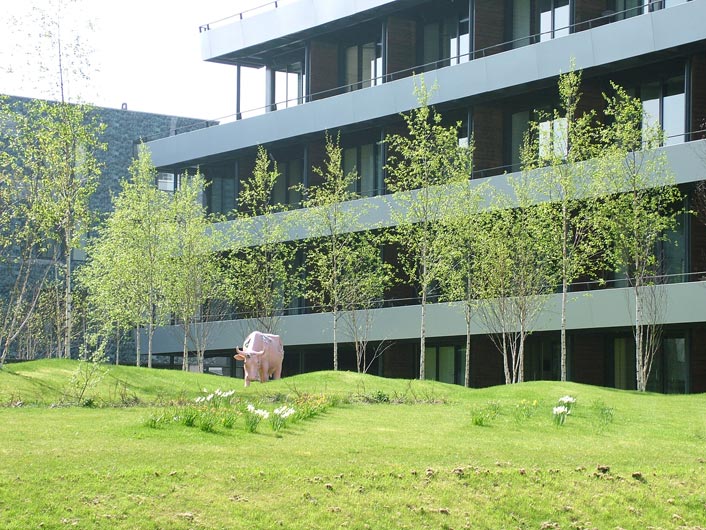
[553,395,576,426]
[273,406,296,419]
[194,388,236,405]
[247,403,270,419]
[558,395,576,412]
[553,405,569,426]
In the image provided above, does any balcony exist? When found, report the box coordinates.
[147,0,706,170]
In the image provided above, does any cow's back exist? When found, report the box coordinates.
[263,334,284,361]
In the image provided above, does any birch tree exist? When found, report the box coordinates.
[521,65,604,381]
[223,146,303,334]
[599,83,683,391]
[435,180,487,387]
[301,133,389,370]
[475,182,560,385]
[78,146,170,368]
[165,171,225,372]
[385,79,471,380]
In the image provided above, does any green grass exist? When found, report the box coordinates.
[1,359,705,529]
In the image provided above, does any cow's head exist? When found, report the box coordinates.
[234,347,264,386]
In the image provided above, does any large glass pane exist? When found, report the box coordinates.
[553,117,568,158]
[511,110,530,171]
[273,163,287,206]
[540,0,553,42]
[664,0,687,7]
[512,0,531,48]
[361,42,375,89]
[614,337,631,390]
[538,119,553,160]
[360,143,375,197]
[641,82,661,140]
[664,337,687,393]
[663,206,687,282]
[425,347,437,381]
[457,347,467,386]
[345,45,358,91]
[288,160,303,207]
[513,0,532,48]
[343,147,357,194]
[554,1,570,38]
[274,70,287,109]
[663,77,685,146]
[438,346,456,384]
[423,23,440,70]
[458,19,470,63]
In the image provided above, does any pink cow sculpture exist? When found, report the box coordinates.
[234,331,284,387]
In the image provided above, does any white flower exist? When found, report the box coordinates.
[194,396,204,403]
[558,395,576,405]
[206,394,214,401]
[255,409,270,419]
[553,406,568,416]
[247,404,256,412]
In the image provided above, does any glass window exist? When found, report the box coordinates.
[663,78,685,146]
[511,110,530,171]
[273,159,303,208]
[344,40,381,91]
[513,0,532,48]
[540,0,570,41]
[342,142,381,198]
[635,75,685,146]
[157,173,175,192]
[663,337,687,393]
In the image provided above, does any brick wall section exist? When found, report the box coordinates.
[91,106,205,215]
[309,40,340,101]
[386,17,417,81]
[474,0,506,57]
[473,105,505,174]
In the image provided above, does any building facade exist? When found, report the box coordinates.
[146,0,706,392]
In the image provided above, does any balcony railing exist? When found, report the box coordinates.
[198,0,297,33]
[148,0,690,144]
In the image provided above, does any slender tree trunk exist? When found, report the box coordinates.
[419,284,426,380]
[115,327,120,366]
[182,328,189,371]
[502,332,510,385]
[333,309,338,371]
[135,326,141,367]
[464,303,471,388]
[147,321,153,369]
[64,245,72,359]
[561,208,568,381]
[634,282,644,391]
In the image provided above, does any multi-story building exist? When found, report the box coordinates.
[146,0,706,392]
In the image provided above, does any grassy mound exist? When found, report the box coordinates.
[0,360,705,529]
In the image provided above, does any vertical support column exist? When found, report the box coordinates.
[266,66,275,112]
[236,65,242,120]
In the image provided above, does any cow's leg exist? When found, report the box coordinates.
[244,377,251,388]
[273,364,282,380]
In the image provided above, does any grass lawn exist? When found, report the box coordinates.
[0,359,705,529]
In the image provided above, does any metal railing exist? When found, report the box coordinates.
[198,0,296,32]
[150,0,690,143]
[195,270,706,324]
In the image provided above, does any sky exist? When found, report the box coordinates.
[0,0,266,120]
